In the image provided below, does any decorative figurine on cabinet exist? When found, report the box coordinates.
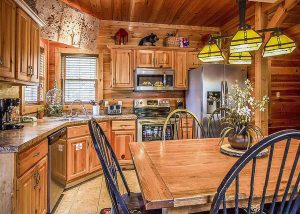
[114,28,128,45]
[139,33,159,46]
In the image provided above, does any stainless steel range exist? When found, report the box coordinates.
[134,99,174,142]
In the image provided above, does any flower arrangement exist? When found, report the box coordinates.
[220,79,269,150]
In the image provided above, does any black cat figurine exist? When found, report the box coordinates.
[138,33,159,46]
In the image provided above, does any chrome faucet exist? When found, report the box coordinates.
[69,99,88,117]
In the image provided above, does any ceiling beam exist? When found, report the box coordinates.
[267,0,300,27]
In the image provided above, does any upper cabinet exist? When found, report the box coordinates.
[111,49,134,89]
[174,51,188,89]
[136,50,173,68]
[187,51,201,69]
[0,0,16,79]
[16,8,39,83]
[0,0,43,84]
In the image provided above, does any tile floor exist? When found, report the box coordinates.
[53,170,140,214]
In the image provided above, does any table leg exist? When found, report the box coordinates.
[162,207,189,214]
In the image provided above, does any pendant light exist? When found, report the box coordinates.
[230,0,263,53]
[229,52,252,64]
[198,37,225,62]
[263,31,296,57]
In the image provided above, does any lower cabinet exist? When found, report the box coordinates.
[16,156,48,214]
[66,121,113,181]
[111,130,135,160]
[67,136,89,181]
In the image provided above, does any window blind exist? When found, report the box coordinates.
[62,55,97,103]
[24,49,45,103]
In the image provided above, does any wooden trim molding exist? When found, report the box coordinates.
[14,0,45,27]
[54,47,103,101]
[99,20,221,33]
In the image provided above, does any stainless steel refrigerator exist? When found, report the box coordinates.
[186,64,247,120]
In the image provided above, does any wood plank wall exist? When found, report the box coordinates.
[268,52,300,133]
[97,20,218,108]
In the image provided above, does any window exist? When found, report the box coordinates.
[62,55,97,103]
[24,48,45,103]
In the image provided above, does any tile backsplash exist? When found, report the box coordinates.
[0,83,20,99]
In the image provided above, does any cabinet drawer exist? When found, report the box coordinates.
[17,139,48,177]
[99,121,110,132]
[67,125,89,138]
[112,120,135,131]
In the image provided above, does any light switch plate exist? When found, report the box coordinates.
[118,101,123,106]
[104,101,109,107]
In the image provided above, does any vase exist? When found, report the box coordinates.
[228,134,253,150]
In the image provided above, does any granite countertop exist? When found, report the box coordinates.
[0,114,137,154]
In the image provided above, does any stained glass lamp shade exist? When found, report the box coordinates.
[198,41,225,62]
[230,26,263,53]
[263,31,296,57]
[229,52,252,64]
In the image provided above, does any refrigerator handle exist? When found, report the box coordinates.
[225,81,229,106]
[221,81,224,107]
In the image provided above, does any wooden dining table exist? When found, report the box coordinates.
[129,138,300,214]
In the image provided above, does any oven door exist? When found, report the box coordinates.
[137,119,175,142]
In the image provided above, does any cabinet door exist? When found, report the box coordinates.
[35,157,48,214]
[16,8,31,82]
[111,130,135,160]
[155,51,173,68]
[136,50,155,67]
[111,49,134,89]
[89,129,111,173]
[67,136,89,181]
[17,165,36,214]
[187,52,201,69]
[0,0,15,79]
[174,52,188,89]
[29,21,40,83]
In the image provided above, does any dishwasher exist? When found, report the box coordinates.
[47,127,67,213]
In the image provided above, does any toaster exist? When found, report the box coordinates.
[107,104,122,115]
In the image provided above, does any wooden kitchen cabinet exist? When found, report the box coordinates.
[136,50,155,67]
[16,8,40,83]
[17,156,48,214]
[111,130,135,160]
[67,136,89,181]
[111,120,136,161]
[136,50,173,68]
[0,0,16,79]
[89,122,111,173]
[29,21,40,83]
[111,49,134,89]
[174,51,188,89]
[187,51,201,69]
[155,51,173,68]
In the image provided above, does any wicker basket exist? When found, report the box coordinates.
[164,36,180,47]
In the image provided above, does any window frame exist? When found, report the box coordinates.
[61,53,99,104]
[55,48,103,112]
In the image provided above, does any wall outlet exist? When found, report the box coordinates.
[104,101,109,107]
[118,101,123,106]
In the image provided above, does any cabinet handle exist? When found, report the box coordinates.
[0,57,3,66]
[27,66,31,76]
[33,172,40,190]
[33,152,40,158]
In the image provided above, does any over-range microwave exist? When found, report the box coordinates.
[135,68,174,91]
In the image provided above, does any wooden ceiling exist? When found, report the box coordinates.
[62,0,254,27]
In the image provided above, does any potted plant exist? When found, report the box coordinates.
[37,106,45,119]
[220,80,269,150]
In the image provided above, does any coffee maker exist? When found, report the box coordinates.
[0,98,24,130]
